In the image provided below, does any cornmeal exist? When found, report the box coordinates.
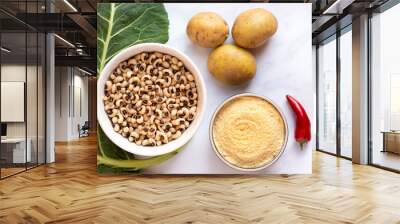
[212,96,286,169]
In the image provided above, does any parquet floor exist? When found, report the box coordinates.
[1,134,400,224]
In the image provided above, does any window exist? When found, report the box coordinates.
[0,1,47,179]
[339,28,352,158]
[370,3,400,171]
[317,36,337,155]
[317,26,353,159]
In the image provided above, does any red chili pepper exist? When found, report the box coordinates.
[286,95,311,149]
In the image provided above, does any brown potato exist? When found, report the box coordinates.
[232,8,278,49]
[208,44,256,85]
[186,12,229,48]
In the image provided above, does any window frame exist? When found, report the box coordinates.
[316,24,353,161]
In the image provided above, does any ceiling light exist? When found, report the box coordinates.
[1,47,11,53]
[78,67,93,76]
[54,34,75,48]
[322,0,355,15]
[63,0,78,12]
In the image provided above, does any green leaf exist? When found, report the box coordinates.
[97,124,136,160]
[97,3,169,75]
[96,3,172,173]
[97,124,184,172]
[97,164,141,174]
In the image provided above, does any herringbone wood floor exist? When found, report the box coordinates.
[0,134,400,224]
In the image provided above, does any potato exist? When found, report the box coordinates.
[208,44,256,85]
[186,12,229,48]
[232,8,278,49]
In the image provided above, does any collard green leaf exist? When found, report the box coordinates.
[97,3,169,74]
[97,125,184,171]
[97,125,136,160]
[97,3,172,173]
[97,164,141,174]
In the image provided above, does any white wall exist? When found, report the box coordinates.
[54,66,89,141]
[54,66,69,141]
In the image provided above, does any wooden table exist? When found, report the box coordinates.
[382,131,400,154]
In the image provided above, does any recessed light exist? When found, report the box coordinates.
[63,0,78,12]
[1,47,11,53]
[78,67,93,76]
[54,34,75,48]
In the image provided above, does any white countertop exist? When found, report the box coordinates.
[145,3,313,174]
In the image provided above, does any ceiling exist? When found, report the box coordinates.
[0,0,395,74]
[0,0,97,74]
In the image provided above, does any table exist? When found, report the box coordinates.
[382,131,400,154]
[144,3,313,174]
[1,138,31,164]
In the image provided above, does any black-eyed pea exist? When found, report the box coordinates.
[164,76,172,87]
[113,124,120,132]
[128,58,137,66]
[111,84,117,93]
[115,99,123,107]
[163,54,172,63]
[171,109,177,118]
[114,76,124,83]
[130,131,139,139]
[153,58,162,67]
[121,80,128,88]
[117,114,124,124]
[171,131,182,140]
[171,57,178,65]
[177,124,186,131]
[116,68,122,75]
[140,52,148,62]
[105,80,112,91]
[122,121,127,127]
[163,88,171,97]
[136,115,144,124]
[109,108,118,117]
[166,98,175,105]
[149,115,156,124]
[124,69,133,79]
[146,65,154,74]
[142,94,150,101]
[162,61,170,68]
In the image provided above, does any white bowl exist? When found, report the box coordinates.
[97,43,206,157]
[209,93,288,172]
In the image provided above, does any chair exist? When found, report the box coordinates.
[78,121,90,138]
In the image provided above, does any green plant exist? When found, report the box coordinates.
[97,3,172,173]
[97,126,181,173]
[97,3,169,74]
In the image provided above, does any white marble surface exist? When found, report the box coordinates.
[145,3,313,174]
